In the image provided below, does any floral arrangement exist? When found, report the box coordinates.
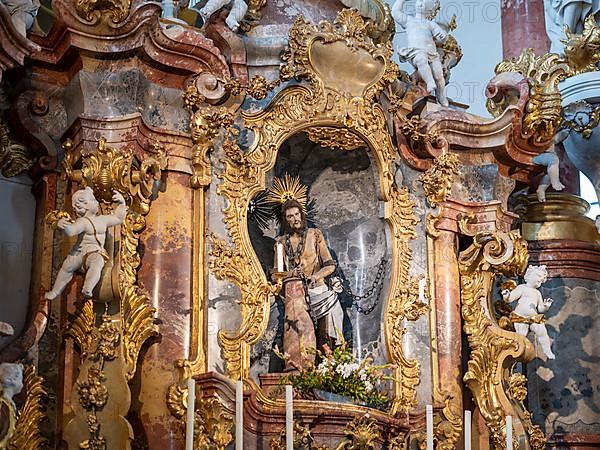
[275,336,394,410]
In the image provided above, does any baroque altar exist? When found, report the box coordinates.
[0,0,599,448]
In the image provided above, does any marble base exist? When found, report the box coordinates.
[196,371,415,450]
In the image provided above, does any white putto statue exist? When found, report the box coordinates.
[544,0,600,53]
[0,363,23,408]
[533,128,569,202]
[45,187,126,300]
[392,0,449,106]
[502,265,556,360]
[191,0,248,32]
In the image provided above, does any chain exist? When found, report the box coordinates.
[339,259,388,315]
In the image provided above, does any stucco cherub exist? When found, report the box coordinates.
[533,128,569,202]
[392,0,449,106]
[0,363,23,446]
[502,265,556,360]
[190,0,248,32]
[45,187,126,300]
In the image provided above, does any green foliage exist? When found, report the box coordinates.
[274,335,394,410]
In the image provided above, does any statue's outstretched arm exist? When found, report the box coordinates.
[103,191,127,227]
[391,0,407,28]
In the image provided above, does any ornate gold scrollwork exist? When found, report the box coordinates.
[4,365,47,450]
[270,422,318,450]
[190,108,235,188]
[192,397,234,450]
[0,117,35,178]
[306,127,367,151]
[209,9,421,412]
[269,416,393,450]
[433,393,462,450]
[563,15,600,75]
[67,298,95,358]
[459,231,546,450]
[492,49,569,144]
[383,189,424,413]
[224,75,281,101]
[419,153,459,208]
[166,387,234,450]
[73,0,131,23]
[488,26,600,146]
[397,116,440,147]
[334,416,380,450]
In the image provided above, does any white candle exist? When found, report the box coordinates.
[426,404,434,450]
[286,385,293,450]
[276,242,284,273]
[185,378,195,450]
[506,416,512,450]
[464,410,471,450]
[419,278,427,303]
[236,380,243,450]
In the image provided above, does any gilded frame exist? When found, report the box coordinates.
[209,10,426,413]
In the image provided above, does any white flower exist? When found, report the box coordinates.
[359,369,368,381]
[316,361,329,375]
[364,380,373,392]
[336,363,356,379]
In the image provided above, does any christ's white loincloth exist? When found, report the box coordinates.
[307,284,344,343]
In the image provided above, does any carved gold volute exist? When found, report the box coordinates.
[459,231,546,450]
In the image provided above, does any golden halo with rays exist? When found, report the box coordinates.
[266,174,308,215]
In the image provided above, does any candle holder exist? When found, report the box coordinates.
[271,271,288,285]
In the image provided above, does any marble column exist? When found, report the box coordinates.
[501,0,549,58]
[137,172,194,450]
[431,229,463,421]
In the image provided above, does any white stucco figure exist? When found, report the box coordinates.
[502,265,556,360]
[392,0,449,106]
[191,0,248,32]
[1,0,40,36]
[533,128,569,202]
[544,0,600,53]
[0,363,23,408]
[45,187,126,300]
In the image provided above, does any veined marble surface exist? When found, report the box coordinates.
[528,279,600,436]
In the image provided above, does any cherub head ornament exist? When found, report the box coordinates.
[72,187,99,217]
[524,265,548,287]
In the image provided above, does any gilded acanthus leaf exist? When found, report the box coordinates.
[8,365,47,450]
[0,118,34,178]
[193,397,234,450]
[68,298,96,358]
[120,212,159,381]
[419,153,459,207]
